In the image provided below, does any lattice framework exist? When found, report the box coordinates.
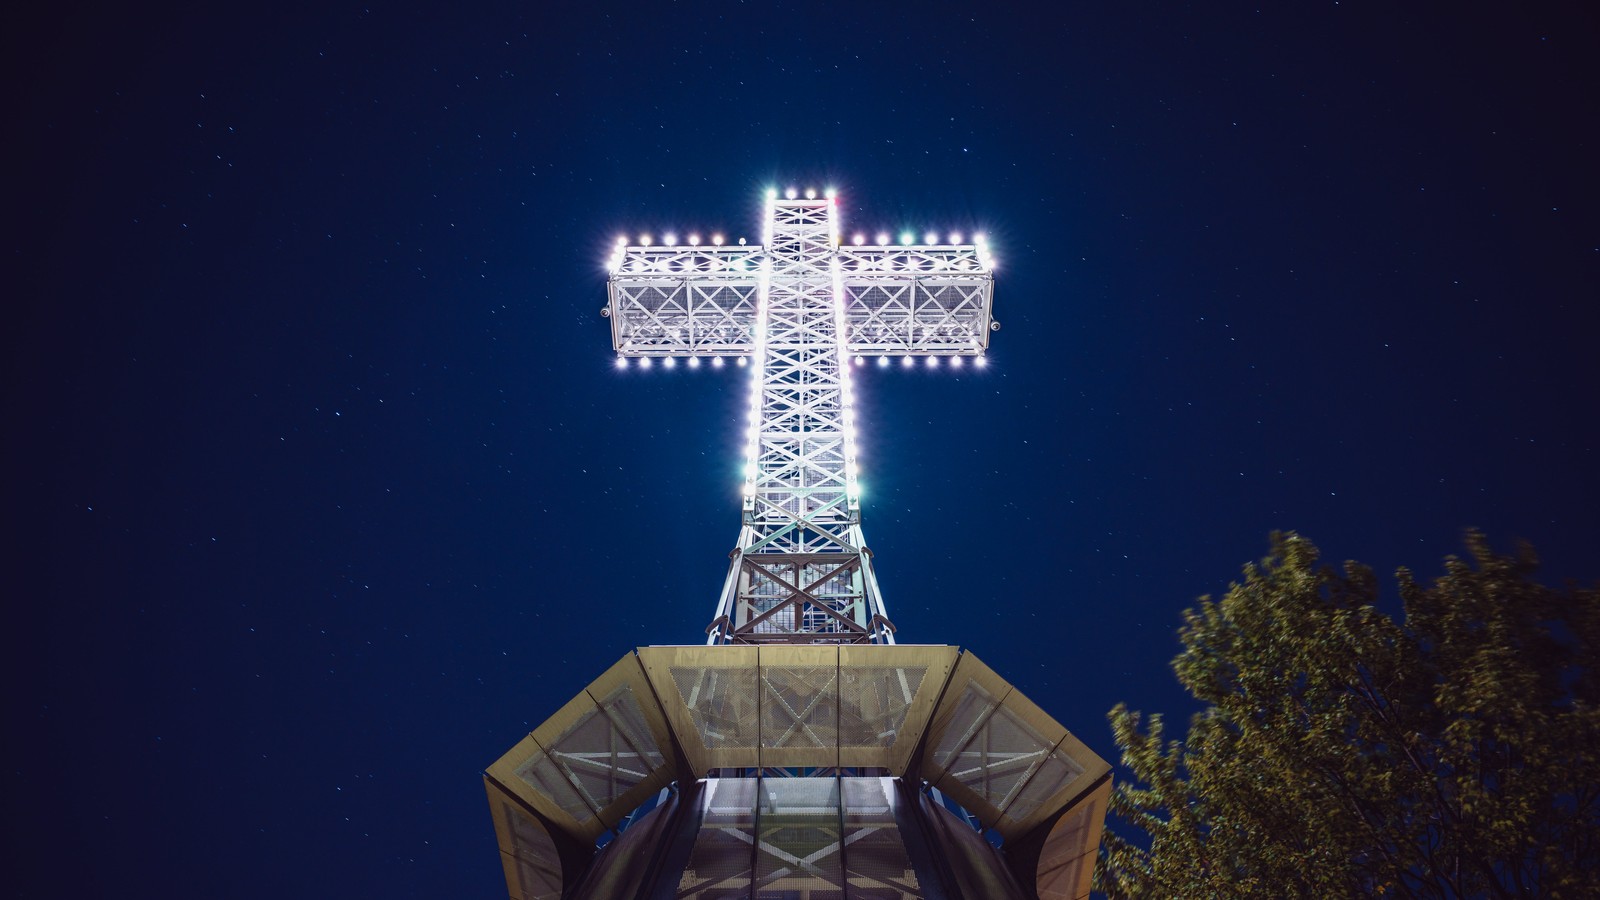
[604,191,996,644]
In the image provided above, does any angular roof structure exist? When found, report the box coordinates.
[486,645,1110,899]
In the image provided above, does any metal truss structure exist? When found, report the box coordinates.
[604,190,996,644]
[482,184,1111,900]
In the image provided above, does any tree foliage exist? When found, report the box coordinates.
[1096,532,1600,899]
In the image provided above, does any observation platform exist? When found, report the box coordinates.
[484,645,1109,899]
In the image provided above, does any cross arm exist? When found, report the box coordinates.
[838,243,996,357]
[605,244,765,356]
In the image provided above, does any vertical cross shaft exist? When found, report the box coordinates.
[708,194,891,644]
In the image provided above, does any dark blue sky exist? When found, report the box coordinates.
[8,2,1597,896]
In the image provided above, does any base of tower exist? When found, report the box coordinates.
[484,645,1109,900]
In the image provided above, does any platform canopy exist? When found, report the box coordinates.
[485,644,1110,900]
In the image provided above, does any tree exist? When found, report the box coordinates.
[1096,532,1600,899]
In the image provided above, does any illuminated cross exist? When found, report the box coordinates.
[603,186,997,644]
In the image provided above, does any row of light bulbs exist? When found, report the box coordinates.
[614,354,988,370]
[614,231,986,248]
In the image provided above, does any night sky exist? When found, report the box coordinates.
[8,2,1597,896]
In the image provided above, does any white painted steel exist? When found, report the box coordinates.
[606,192,996,643]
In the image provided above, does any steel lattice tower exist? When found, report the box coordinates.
[485,185,1109,900]
[607,189,996,644]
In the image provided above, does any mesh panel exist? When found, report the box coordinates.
[513,749,593,820]
[1004,746,1086,825]
[680,778,758,899]
[946,705,1053,812]
[550,708,649,812]
[839,666,926,748]
[672,666,760,750]
[495,795,562,900]
[842,777,923,898]
[930,682,999,773]
[761,666,839,749]
[755,778,843,896]
[596,684,666,769]
[1035,802,1096,900]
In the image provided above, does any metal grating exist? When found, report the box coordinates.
[507,682,670,825]
[944,703,1055,814]
[487,788,563,900]
[595,684,666,769]
[755,778,844,896]
[761,665,840,750]
[513,749,594,820]
[1003,745,1085,825]
[839,666,926,748]
[671,665,761,750]
[930,682,1000,773]
[679,778,759,899]
[842,776,923,899]
[552,708,651,813]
